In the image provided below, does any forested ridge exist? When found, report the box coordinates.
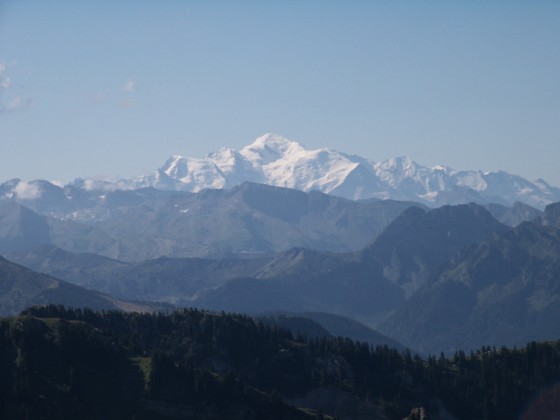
[1,305,559,419]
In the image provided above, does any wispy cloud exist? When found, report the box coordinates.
[120,77,138,108]
[4,96,32,112]
[0,61,32,113]
[91,93,106,103]
[82,78,139,111]
[122,78,136,93]
[0,63,12,93]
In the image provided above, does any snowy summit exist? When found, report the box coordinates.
[118,133,560,208]
[3,133,560,209]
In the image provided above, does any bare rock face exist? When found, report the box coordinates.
[402,407,428,420]
[542,202,560,228]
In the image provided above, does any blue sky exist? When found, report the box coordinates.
[1,1,559,185]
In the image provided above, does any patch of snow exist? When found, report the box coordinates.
[50,179,65,188]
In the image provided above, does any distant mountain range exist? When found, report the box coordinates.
[4,202,507,321]
[3,133,560,208]
[12,200,557,355]
[0,183,418,261]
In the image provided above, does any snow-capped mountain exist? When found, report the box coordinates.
[131,133,365,195]
[3,133,560,209]
[126,133,560,208]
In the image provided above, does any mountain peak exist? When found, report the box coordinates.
[240,133,305,165]
[9,134,559,209]
[253,132,303,148]
[206,146,242,166]
[375,156,418,172]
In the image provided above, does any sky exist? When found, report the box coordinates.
[1,1,559,185]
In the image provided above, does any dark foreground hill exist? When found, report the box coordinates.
[254,311,408,352]
[2,306,560,419]
[0,252,407,358]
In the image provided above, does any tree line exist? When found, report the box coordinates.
[0,304,558,419]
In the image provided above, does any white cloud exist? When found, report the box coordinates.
[0,61,32,114]
[92,93,106,103]
[0,63,11,92]
[122,78,136,93]
[13,181,42,200]
[0,76,11,91]
[82,178,134,191]
[83,179,98,191]
[4,96,32,112]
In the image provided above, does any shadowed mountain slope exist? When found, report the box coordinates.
[360,203,510,297]
[0,256,119,315]
[191,203,510,326]
[484,201,542,227]
[380,219,560,354]
[6,245,271,303]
